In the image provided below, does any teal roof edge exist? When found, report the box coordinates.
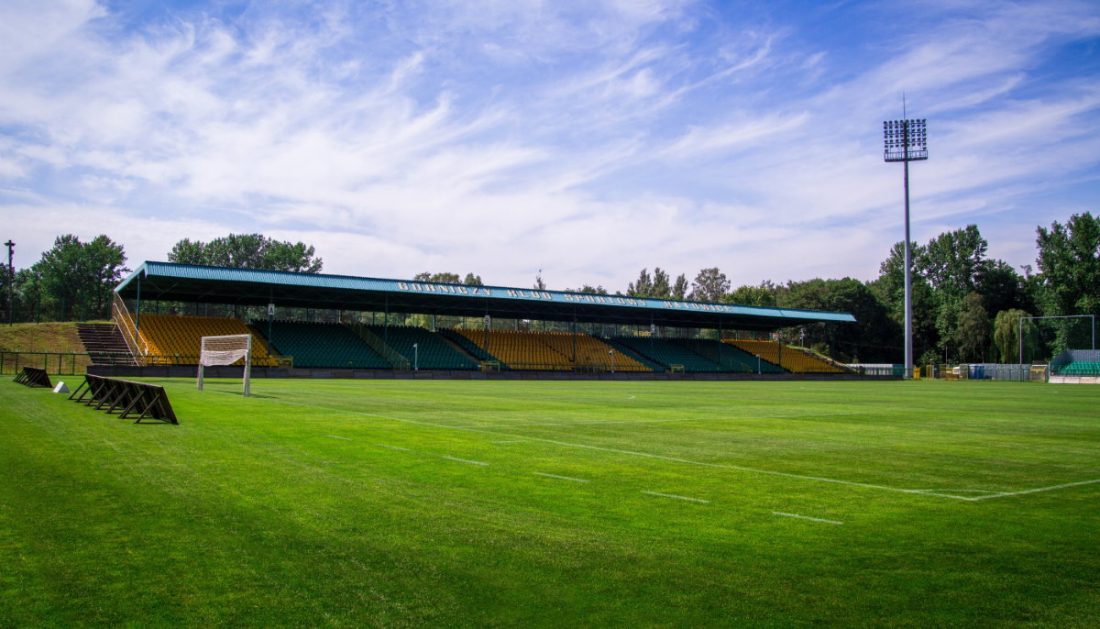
[116,261,857,324]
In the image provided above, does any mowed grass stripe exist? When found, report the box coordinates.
[3,379,1099,627]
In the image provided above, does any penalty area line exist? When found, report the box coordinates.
[969,477,1100,501]
[773,511,843,525]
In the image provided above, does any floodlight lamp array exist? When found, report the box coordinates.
[883,119,928,162]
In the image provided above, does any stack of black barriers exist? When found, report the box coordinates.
[69,374,179,424]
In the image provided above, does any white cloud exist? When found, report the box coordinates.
[1,0,1099,293]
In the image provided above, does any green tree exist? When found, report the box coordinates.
[627,268,653,297]
[32,234,128,320]
[168,233,323,273]
[689,267,729,302]
[651,268,671,298]
[778,278,899,362]
[670,274,688,300]
[977,259,1032,317]
[463,273,483,286]
[13,267,43,323]
[414,272,461,283]
[874,241,937,361]
[85,235,128,318]
[568,285,608,295]
[724,281,778,307]
[992,308,1034,363]
[953,292,990,362]
[1035,212,1100,318]
[918,225,987,299]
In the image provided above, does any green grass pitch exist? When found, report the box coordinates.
[2,378,1098,626]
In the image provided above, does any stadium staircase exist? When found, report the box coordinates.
[611,337,721,372]
[76,323,136,366]
[675,338,784,374]
[260,321,390,369]
[725,339,848,374]
[365,326,478,370]
[437,329,501,367]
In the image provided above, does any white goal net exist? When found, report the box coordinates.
[197,334,252,396]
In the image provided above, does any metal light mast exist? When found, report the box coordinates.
[4,240,13,326]
[883,114,927,379]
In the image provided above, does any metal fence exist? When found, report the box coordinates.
[0,352,94,376]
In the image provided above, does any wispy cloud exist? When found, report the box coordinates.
[1,0,1099,291]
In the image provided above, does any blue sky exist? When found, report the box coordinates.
[2,0,1098,291]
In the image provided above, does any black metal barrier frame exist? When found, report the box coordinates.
[69,374,179,424]
[13,366,53,388]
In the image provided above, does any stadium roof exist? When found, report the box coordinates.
[116,262,856,331]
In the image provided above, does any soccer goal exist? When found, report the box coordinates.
[198,334,252,397]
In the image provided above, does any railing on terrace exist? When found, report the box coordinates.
[348,324,411,370]
[112,293,146,366]
[1,352,94,376]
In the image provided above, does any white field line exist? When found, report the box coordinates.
[533,472,590,483]
[492,440,526,444]
[442,455,489,467]
[326,435,352,441]
[375,443,410,452]
[773,511,843,525]
[967,477,1100,501]
[276,400,1093,503]
[643,490,710,504]
[455,417,701,429]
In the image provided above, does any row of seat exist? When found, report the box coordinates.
[133,316,824,374]
[262,321,390,369]
[136,314,280,366]
[1055,361,1100,376]
[366,326,478,370]
[610,337,785,374]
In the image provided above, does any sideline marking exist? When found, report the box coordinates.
[492,440,525,445]
[534,472,590,483]
[773,511,843,525]
[643,490,710,504]
[276,400,1095,503]
[443,455,489,466]
[326,435,352,441]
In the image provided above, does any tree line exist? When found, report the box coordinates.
[2,213,1096,365]
[3,234,322,323]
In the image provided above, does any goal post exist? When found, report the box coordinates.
[198,334,253,397]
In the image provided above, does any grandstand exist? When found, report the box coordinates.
[100,262,863,379]
[1050,349,1100,378]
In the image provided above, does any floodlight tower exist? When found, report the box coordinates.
[4,240,13,326]
[883,113,927,379]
